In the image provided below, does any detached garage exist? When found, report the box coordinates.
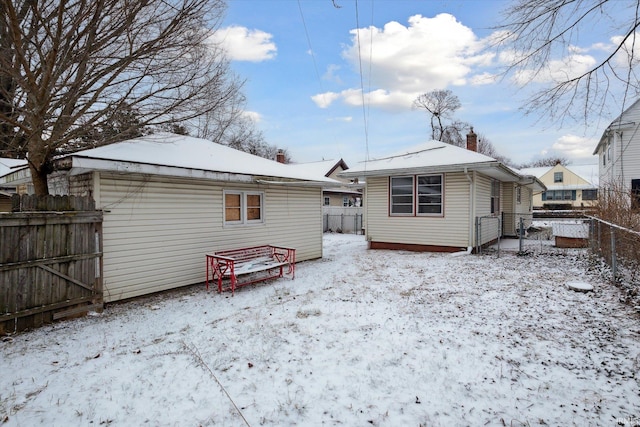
[4,133,337,302]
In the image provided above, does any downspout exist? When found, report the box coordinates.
[464,167,474,252]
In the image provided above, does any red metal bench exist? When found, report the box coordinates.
[205,245,295,294]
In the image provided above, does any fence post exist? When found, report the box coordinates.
[518,217,524,253]
[610,226,617,281]
[475,217,480,254]
[340,213,344,232]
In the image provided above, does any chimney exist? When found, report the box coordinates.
[466,127,477,152]
[276,149,285,163]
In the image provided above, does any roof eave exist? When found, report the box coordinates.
[66,156,335,186]
[340,161,519,181]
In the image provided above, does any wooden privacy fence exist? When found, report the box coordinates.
[0,195,103,334]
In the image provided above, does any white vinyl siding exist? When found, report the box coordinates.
[599,103,640,192]
[85,173,322,303]
[366,173,468,248]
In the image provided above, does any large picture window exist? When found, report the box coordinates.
[390,174,443,216]
[224,191,264,225]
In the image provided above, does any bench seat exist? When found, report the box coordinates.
[206,245,295,294]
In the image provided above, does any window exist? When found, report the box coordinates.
[632,179,640,210]
[343,196,349,207]
[390,176,414,215]
[516,186,522,204]
[542,190,576,201]
[582,189,597,201]
[491,180,500,214]
[417,175,442,214]
[224,191,264,225]
[324,196,330,206]
[554,172,563,183]
[390,175,443,216]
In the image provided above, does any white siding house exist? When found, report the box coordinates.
[593,98,640,207]
[2,134,337,302]
[339,138,545,252]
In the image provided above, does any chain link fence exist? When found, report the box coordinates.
[323,210,363,234]
[494,212,640,309]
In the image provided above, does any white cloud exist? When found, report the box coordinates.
[550,134,598,159]
[211,26,276,62]
[313,13,496,110]
[469,72,497,85]
[312,88,414,111]
[323,64,343,84]
[611,32,640,67]
[242,110,262,123]
[512,54,597,85]
[311,92,341,108]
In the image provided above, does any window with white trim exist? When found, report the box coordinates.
[554,172,563,183]
[224,191,264,225]
[323,196,330,206]
[516,186,522,204]
[390,174,443,216]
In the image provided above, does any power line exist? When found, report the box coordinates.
[354,0,370,161]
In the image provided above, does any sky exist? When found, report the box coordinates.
[2,233,639,426]
[214,0,633,168]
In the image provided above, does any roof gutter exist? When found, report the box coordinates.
[254,179,340,188]
[339,161,503,178]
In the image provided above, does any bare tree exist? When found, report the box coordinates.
[413,90,463,142]
[476,132,513,165]
[495,0,640,125]
[519,157,569,168]
[0,0,243,195]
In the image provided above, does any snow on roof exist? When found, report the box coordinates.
[0,158,27,176]
[68,133,337,184]
[518,167,548,179]
[342,141,498,175]
[287,159,343,178]
[519,164,599,187]
[569,164,599,186]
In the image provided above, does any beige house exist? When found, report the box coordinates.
[339,134,545,252]
[2,133,337,302]
[593,98,640,207]
[520,163,599,210]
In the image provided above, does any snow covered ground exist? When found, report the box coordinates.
[2,233,639,426]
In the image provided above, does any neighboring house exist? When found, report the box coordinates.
[339,132,545,252]
[520,163,599,210]
[593,98,640,207]
[1,133,338,302]
[0,158,26,212]
[287,159,362,207]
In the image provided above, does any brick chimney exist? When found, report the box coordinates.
[466,128,477,152]
[276,149,285,163]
